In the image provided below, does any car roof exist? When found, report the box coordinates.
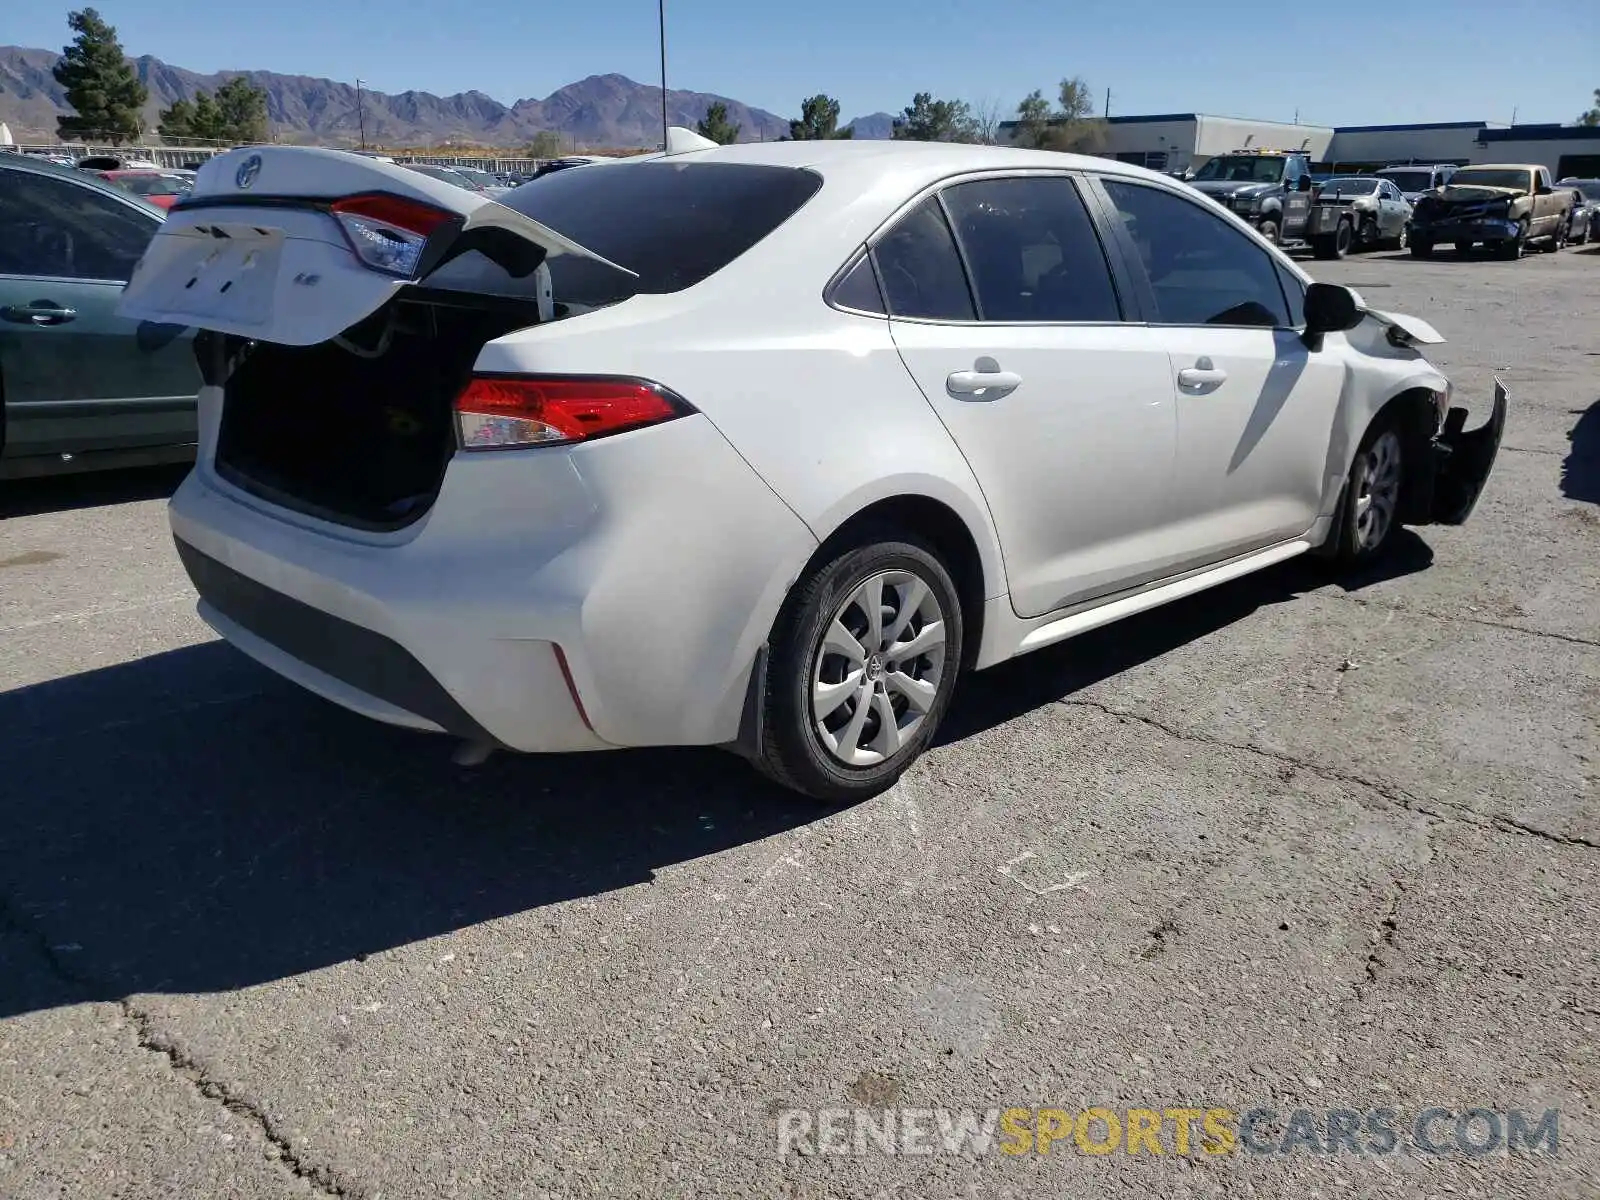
[627,138,1166,194]
[1460,163,1541,171]
[0,152,168,216]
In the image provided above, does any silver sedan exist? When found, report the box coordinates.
[1317,176,1414,251]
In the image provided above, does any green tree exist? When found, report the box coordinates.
[1579,88,1600,127]
[892,92,978,142]
[53,8,147,144]
[1010,76,1106,153]
[157,96,197,139]
[1011,89,1054,149]
[158,79,268,143]
[790,94,852,140]
[696,101,741,144]
[213,76,269,143]
[526,130,565,158]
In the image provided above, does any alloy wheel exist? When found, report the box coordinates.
[1354,431,1403,550]
[811,570,947,767]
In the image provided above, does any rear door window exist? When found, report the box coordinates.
[872,197,976,322]
[940,176,1121,322]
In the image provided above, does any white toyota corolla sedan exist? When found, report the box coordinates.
[118,138,1505,803]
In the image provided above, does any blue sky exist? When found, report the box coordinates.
[11,0,1594,128]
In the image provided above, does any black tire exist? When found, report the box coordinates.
[1496,219,1529,260]
[1357,217,1378,250]
[756,534,963,804]
[1256,218,1280,244]
[1454,240,1474,255]
[1387,224,1410,251]
[1323,416,1407,567]
[1549,220,1568,252]
[1314,219,1353,260]
[1576,221,1591,246]
[1410,238,1434,259]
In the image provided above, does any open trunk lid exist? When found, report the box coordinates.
[116,145,634,346]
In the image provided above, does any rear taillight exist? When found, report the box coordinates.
[330,193,455,278]
[453,376,693,450]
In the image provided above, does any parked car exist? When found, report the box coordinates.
[96,168,195,210]
[400,162,488,193]
[0,155,199,479]
[115,142,1504,802]
[452,165,511,196]
[1374,163,1458,203]
[1409,164,1573,259]
[1557,178,1600,245]
[76,153,161,171]
[531,155,604,179]
[1312,176,1413,250]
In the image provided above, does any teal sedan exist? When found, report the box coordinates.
[0,154,199,479]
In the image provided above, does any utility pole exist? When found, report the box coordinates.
[659,0,670,152]
[1104,88,1110,118]
[355,78,367,150]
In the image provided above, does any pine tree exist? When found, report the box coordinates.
[53,8,147,144]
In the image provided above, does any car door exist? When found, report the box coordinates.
[0,167,199,464]
[1377,181,1407,236]
[1092,175,1345,567]
[1279,157,1314,240]
[879,176,1182,618]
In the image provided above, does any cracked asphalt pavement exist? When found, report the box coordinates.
[1,247,1597,1199]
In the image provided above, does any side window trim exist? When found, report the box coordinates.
[932,190,987,322]
[861,169,1139,327]
[823,244,887,317]
[1085,173,1298,331]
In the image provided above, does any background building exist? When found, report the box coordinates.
[1000,112,1600,180]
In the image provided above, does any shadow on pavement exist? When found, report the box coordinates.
[0,464,190,520]
[941,530,1432,743]
[0,530,1433,1019]
[1562,400,1600,504]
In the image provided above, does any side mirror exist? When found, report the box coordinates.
[1536,183,1553,195]
[1303,282,1363,349]
[1297,176,1312,192]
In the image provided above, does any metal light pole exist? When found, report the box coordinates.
[658,0,669,152]
[355,77,367,150]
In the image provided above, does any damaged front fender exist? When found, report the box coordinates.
[1429,378,1508,525]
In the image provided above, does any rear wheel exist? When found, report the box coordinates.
[756,535,963,803]
[1325,419,1406,566]
[1387,223,1409,250]
[1357,217,1378,250]
[1550,220,1569,251]
[1314,219,1354,260]
[1257,217,1281,245]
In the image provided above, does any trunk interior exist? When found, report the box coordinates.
[215,293,539,530]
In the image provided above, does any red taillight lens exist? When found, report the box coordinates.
[454,376,692,450]
[330,193,456,235]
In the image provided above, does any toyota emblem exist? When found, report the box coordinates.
[235,153,263,190]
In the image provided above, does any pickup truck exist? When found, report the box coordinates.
[1185,148,1359,259]
[1409,164,1574,259]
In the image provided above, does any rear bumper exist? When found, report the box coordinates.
[168,413,817,752]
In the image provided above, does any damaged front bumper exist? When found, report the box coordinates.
[1424,378,1508,524]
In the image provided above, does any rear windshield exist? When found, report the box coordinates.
[431,161,822,307]
[1378,170,1433,192]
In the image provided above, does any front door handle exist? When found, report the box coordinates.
[1,302,78,326]
[1177,357,1228,388]
[947,357,1022,400]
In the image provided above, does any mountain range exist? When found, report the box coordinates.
[0,45,896,149]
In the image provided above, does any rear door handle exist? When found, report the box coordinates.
[946,369,1022,399]
[1177,357,1227,388]
[1,303,78,326]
